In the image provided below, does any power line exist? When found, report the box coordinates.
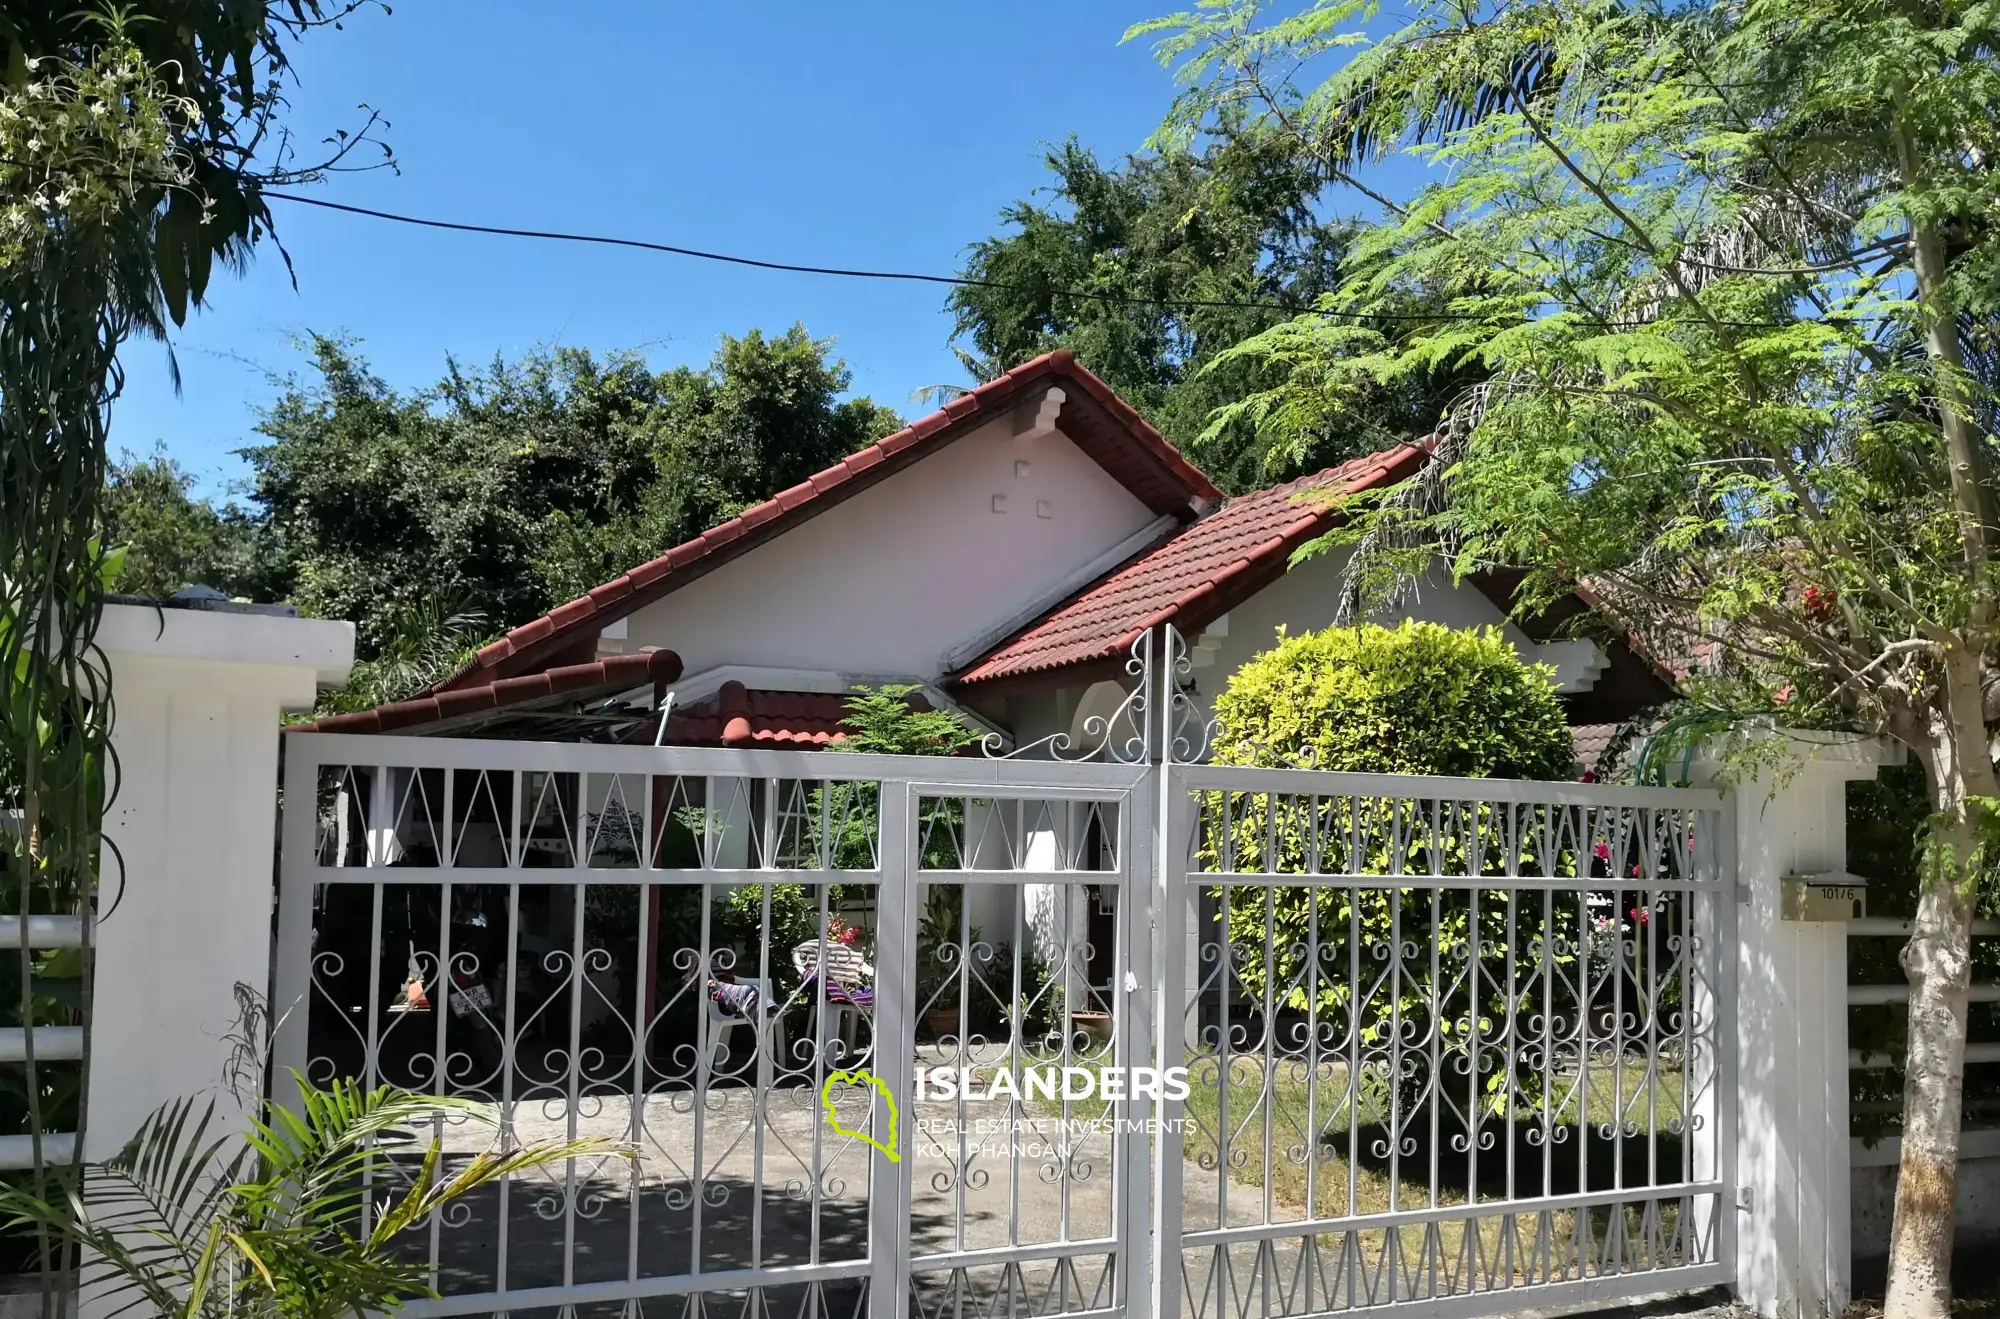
[261,191,1495,324]
[263,190,1890,333]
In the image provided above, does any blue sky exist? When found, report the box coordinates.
[111,1,1205,496]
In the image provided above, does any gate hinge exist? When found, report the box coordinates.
[1736,1185,1754,1213]
[1735,883,1751,907]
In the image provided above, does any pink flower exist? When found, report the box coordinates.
[1630,864,1642,877]
[1629,906,1650,924]
[1593,842,1611,861]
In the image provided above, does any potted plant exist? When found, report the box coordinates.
[916,885,977,1039]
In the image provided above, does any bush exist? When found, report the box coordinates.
[1206,623,1579,1116]
[1211,621,1574,778]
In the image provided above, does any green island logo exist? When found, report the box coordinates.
[820,1069,900,1163]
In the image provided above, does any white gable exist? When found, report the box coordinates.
[1189,550,1606,692]
[622,414,1161,683]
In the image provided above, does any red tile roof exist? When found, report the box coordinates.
[431,350,1223,696]
[656,683,945,747]
[1570,723,1622,779]
[661,683,856,748]
[951,443,1431,691]
[287,648,683,737]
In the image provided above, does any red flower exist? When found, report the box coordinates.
[1593,842,1611,861]
[1629,906,1650,923]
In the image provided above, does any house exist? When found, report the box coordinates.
[289,349,1677,1060]
[295,350,1672,756]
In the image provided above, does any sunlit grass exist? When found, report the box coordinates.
[1182,1055,1688,1153]
[998,1043,1690,1282]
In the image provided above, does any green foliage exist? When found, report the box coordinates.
[102,445,267,599]
[1847,764,2000,1138]
[1208,624,1579,1112]
[837,687,978,1013]
[313,594,493,717]
[0,1076,618,1318]
[1136,3,2000,1284]
[835,684,981,757]
[712,881,839,996]
[951,133,1466,491]
[1214,622,1575,778]
[2,2,388,328]
[915,883,974,1006]
[235,327,898,656]
[1,3,378,1293]
[700,689,976,1004]
[1130,0,2000,771]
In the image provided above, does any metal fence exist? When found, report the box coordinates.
[276,736,1152,1319]
[1155,767,1734,1319]
[275,733,1733,1319]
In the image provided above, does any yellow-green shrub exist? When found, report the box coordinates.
[1206,623,1579,1115]
[1211,621,1573,778]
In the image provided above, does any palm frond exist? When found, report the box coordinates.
[0,1072,623,1318]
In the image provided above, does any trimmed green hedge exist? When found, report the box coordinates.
[1212,620,1574,777]
[1205,623,1581,1116]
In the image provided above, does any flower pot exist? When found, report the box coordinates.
[925,1006,962,1038]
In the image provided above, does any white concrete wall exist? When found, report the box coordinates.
[1187,551,1609,714]
[1697,734,1901,1319]
[88,605,353,1158]
[1852,1138,2000,1280]
[623,416,1160,681]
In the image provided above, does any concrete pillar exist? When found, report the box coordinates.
[88,603,352,1157]
[1697,733,1900,1319]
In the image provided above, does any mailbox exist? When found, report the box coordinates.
[1781,870,1867,922]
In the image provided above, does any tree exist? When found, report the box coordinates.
[2,3,379,1301]
[312,595,490,716]
[712,687,979,1003]
[1136,1,2000,1311]
[834,684,980,757]
[101,446,264,599]
[241,326,900,655]
[949,133,1470,491]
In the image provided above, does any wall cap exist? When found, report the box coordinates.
[1689,728,1905,786]
[99,603,354,691]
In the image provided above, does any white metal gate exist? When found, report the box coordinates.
[276,735,1154,1319]
[1152,764,1735,1319]
[274,732,1732,1319]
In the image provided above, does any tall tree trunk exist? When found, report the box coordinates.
[1885,648,1992,1319]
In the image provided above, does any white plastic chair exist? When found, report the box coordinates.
[704,976,782,1074]
[791,944,874,1067]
